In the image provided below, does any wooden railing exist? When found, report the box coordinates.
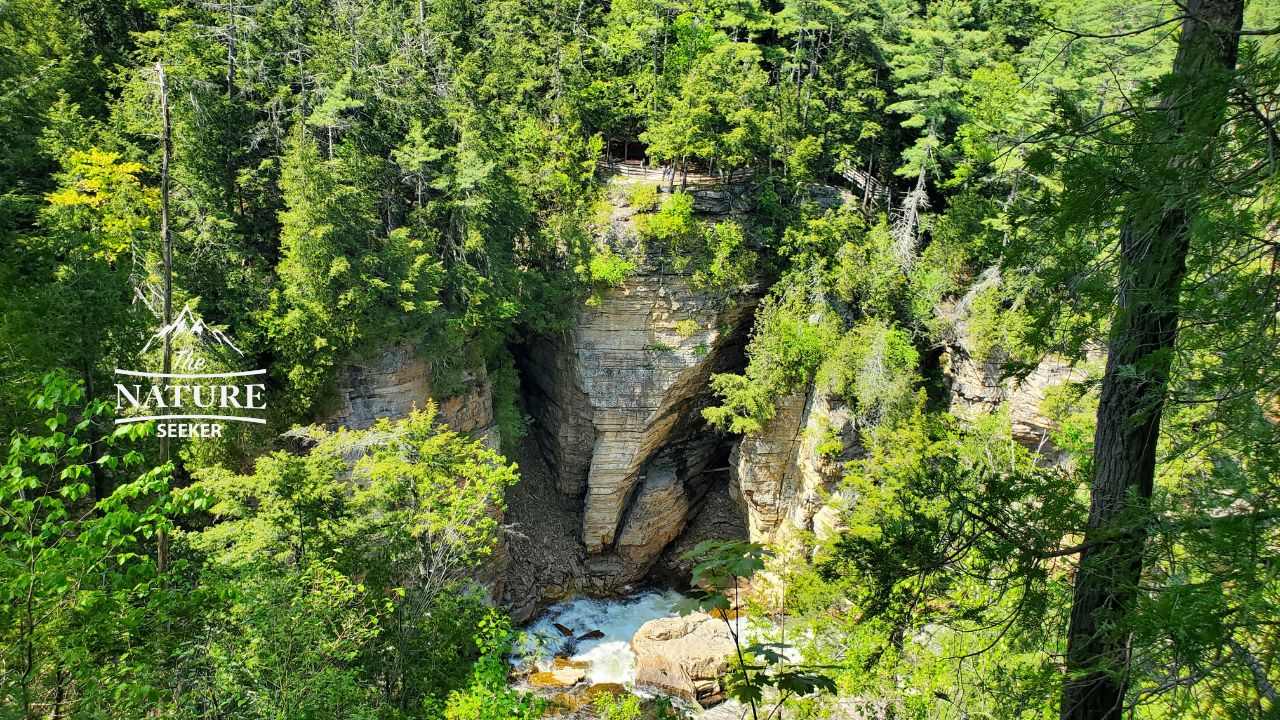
[597,159,755,187]
[839,161,891,210]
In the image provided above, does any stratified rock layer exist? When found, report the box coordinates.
[731,387,859,544]
[329,343,499,449]
[523,266,754,582]
[939,277,1101,461]
[520,176,757,585]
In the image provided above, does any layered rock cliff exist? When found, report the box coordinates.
[328,343,500,450]
[326,344,513,601]
[728,272,1101,548]
[939,275,1101,462]
[519,179,756,587]
[323,181,1101,622]
[730,387,859,545]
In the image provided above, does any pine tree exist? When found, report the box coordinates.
[1060,2,1245,718]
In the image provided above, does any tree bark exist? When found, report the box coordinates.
[156,61,173,578]
[1060,2,1243,719]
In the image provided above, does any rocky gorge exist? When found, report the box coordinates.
[326,175,1098,705]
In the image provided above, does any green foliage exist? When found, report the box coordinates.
[831,218,903,318]
[677,540,836,720]
[644,191,700,253]
[640,192,759,290]
[583,250,638,289]
[814,405,1083,718]
[174,409,524,717]
[269,125,444,417]
[199,560,388,718]
[3,378,524,718]
[703,286,839,434]
[590,690,685,720]
[693,221,757,291]
[3,0,1279,716]
[885,0,997,179]
[816,320,919,427]
[489,350,530,454]
[642,40,770,171]
[813,424,845,459]
[593,692,644,720]
[0,371,203,717]
[964,275,1037,366]
[436,611,544,720]
[628,182,661,212]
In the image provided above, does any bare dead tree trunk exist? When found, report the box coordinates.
[156,60,173,578]
[1060,2,1243,718]
[226,0,237,98]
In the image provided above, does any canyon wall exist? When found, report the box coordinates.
[520,180,756,586]
[939,280,1101,463]
[730,388,859,545]
[728,285,1100,549]
[329,344,500,450]
[324,179,1097,614]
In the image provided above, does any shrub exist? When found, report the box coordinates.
[584,250,637,288]
[703,288,839,434]
[647,192,700,252]
[628,182,660,212]
[593,692,643,720]
[693,221,757,291]
[817,319,920,427]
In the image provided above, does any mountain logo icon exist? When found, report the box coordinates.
[141,305,244,357]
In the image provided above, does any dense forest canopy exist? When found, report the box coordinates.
[1,0,1278,717]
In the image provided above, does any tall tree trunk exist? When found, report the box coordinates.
[226,0,237,98]
[1060,2,1243,719]
[156,60,173,578]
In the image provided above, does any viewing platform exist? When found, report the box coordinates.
[596,158,755,188]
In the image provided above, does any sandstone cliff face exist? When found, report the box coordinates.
[523,265,754,583]
[520,179,757,586]
[939,280,1099,461]
[327,345,511,599]
[728,273,1101,547]
[329,343,500,449]
[730,386,859,545]
[944,339,1090,457]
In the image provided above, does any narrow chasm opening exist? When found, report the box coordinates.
[646,441,745,590]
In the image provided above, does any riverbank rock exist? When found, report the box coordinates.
[530,659,588,689]
[529,669,585,689]
[584,683,627,702]
[631,613,734,707]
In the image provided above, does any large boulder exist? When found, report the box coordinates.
[631,613,735,707]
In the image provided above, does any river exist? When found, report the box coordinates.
[513,589,688,686]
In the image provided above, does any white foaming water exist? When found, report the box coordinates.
[514,590,687,685]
